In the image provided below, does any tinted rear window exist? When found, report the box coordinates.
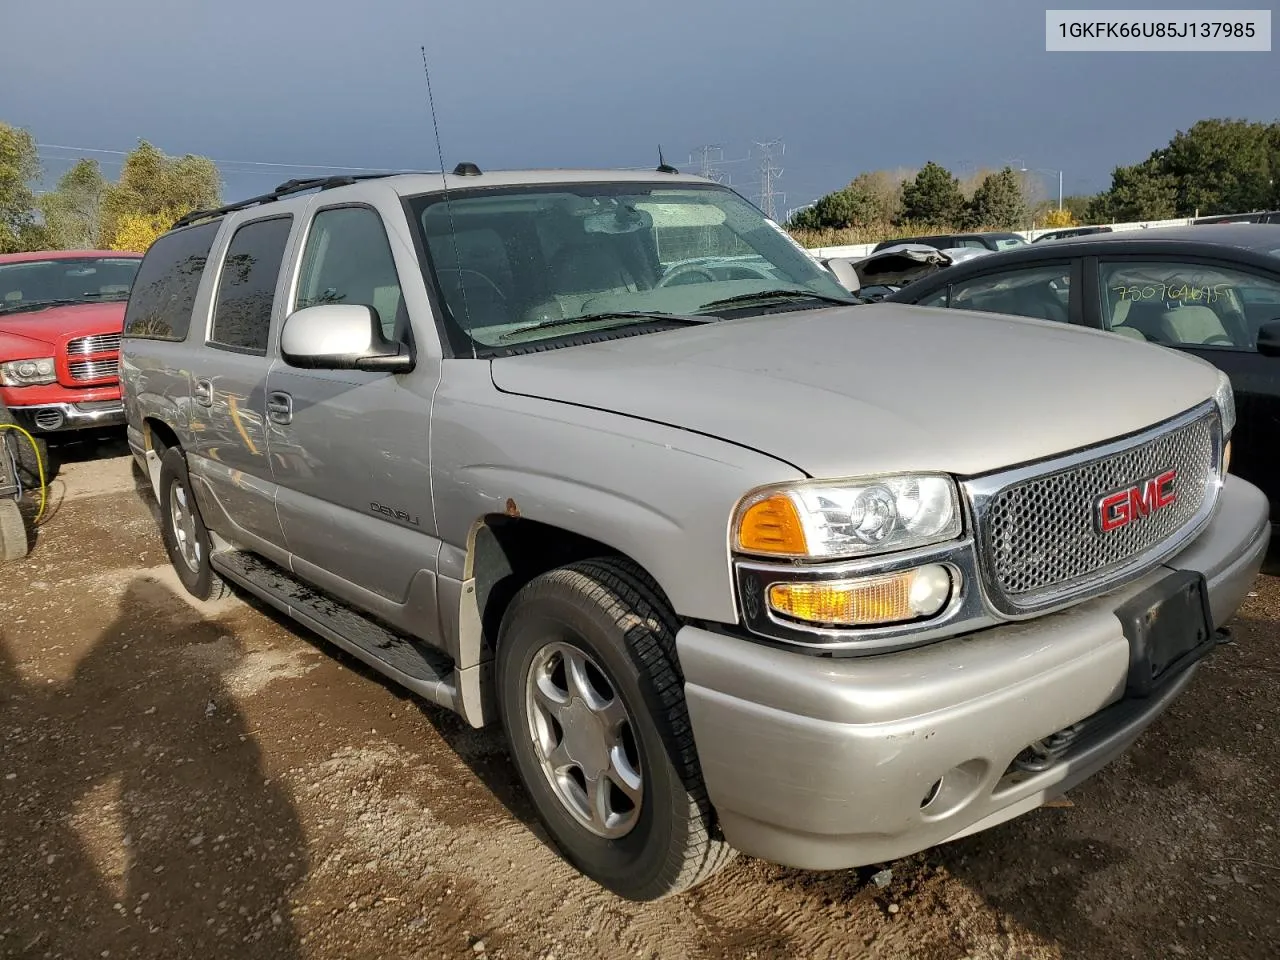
[122,221,221,341]
[209,216,293,354]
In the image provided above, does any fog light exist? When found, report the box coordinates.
[767,564,953,627]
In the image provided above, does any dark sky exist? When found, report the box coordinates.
[3,0,1275,212]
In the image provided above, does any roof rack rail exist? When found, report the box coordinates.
[170,172,411,230]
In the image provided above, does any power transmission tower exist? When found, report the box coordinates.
[754,140,785,221]
[692,144,727,183]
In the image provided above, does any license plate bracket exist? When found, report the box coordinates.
[1116,569,1215,698]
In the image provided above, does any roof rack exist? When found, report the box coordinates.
[170,172,413,230]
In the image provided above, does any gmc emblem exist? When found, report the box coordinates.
[1096,469,1178,533]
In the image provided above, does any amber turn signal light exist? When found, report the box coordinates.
[767,565,953,628]
[736,494,808,555]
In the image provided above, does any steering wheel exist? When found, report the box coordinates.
[658,263,718,287]
[438,267,507,303]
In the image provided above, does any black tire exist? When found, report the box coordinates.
[496,556,736,901]
[158,446,231,602]
[0,498,28,562]
[0,405,52,489]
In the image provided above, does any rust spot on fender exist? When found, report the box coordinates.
[505,498,520,518]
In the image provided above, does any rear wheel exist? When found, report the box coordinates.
[496,556,735,901]
[158,446,231,601]
[0,498,28,562]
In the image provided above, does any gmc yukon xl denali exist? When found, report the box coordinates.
[120,167,1271,901]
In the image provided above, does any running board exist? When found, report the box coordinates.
[211,550,459,713]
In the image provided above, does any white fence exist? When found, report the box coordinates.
[804,216,1196,260]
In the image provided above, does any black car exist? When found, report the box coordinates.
[870,231,1027,254]
[886,223,1280,567]
[1033,225,1113,242]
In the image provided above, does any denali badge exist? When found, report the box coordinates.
[1096,470,1177,533]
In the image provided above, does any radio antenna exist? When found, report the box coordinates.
[420,44,475,357]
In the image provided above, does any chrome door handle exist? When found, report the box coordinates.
[194,378,213,407]
[266,391,293,425]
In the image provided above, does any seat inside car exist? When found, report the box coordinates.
[1159,304,1234,346]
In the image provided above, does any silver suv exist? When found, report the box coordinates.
[120,166,1270,901]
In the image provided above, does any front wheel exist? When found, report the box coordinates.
[496,557,735,901]
[158,446,231,602]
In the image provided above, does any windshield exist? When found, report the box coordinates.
[0,257,142,316]
[409,182,854,352]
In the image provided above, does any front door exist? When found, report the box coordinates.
[186,213,295,556]
[1093,256,1280,523]
[264,202,442,605]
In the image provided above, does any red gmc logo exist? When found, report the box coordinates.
[1096,470,1178,533]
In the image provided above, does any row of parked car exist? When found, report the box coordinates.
[0,166,1275,902]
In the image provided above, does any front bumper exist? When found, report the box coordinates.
[6,400,126,434]
[678,474,1270,871]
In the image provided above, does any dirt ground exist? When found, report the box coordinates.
[2,439,1278,960]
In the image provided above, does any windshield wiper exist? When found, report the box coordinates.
[696,288,863,312]
[0,298,86,315]
[78,291,128,300]
[497,311,713,342]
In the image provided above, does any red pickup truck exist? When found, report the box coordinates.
[0,250,143,462]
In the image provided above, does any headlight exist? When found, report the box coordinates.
[0,357,56,386]
[733,474,962,559]
[1213,370,1235,437]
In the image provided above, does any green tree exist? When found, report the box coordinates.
[100,140,221,246]
[899,161,965,226]
[1161,118,1274,215]
[963,167,1027,229]
[797,186,879,229]
[1090,158,1178,221]
[39,159,106,249]
[0,122,44,253]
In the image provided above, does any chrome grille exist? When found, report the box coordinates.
[68,359,120,382]
[972,406,1220,614]
[67,333,121,356]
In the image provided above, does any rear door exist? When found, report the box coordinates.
[185,213,296,557]
[264,199,443,606]
[1091,255,1280,523]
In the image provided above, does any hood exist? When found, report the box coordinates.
[489,303,1222,479]
[0,301,126,354]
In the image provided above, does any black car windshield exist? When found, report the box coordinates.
[0,257,142,315]
[408,182,855,352]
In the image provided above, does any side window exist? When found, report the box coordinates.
[917,287,950,308]
[295,207,404,339]
[209,216,293,354]
[123,221,221,341]
[947,264,1072,323]
[1100,260,1280,350]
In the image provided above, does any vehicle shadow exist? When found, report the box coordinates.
[0,575,309,959]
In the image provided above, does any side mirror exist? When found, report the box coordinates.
[822,257,861,294]
[280,304,413,372]
[1258,319,1280,358]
